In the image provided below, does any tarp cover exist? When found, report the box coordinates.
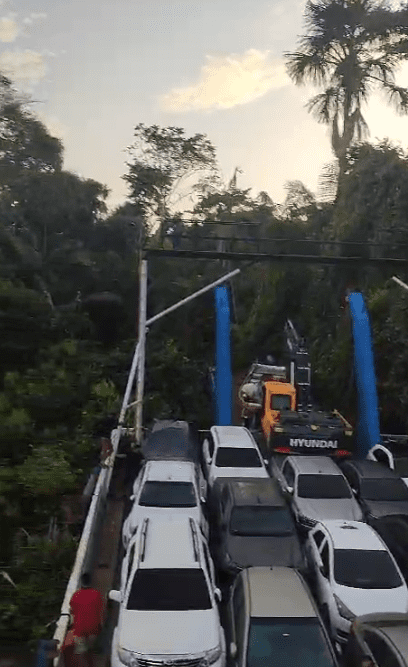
[142,421,200,463]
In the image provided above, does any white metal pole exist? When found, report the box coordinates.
[135,259,148,445]
[118,341,140,424]
[392,275,408,292]
[146,268,240,327]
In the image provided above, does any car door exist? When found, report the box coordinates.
[315,537,333,613]
[307,527,326,576]
[203,433,215,483]
[228,575,248,667]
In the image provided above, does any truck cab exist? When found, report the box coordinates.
[261,381,297,445]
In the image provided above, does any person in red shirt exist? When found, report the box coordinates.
[69,572,104,667]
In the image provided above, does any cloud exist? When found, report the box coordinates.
[162,49,290,112]
[0,16,19,42]
[0,50,46,81]
[23,12,47,25]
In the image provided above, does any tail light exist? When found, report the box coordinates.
[335,450,352,458]
[274,446,291,454]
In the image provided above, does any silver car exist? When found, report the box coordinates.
[271,455,363,530]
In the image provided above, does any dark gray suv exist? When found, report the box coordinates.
[209,478,304,573]
[338,459,408,520]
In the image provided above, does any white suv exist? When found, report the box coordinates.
[122,460,208,549]
[203,426,269,487]
[110,516,226,667]
[305,519,408,644]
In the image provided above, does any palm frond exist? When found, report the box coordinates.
[285,50,331,85]
[383,81,408,114]
[306,88,341,123]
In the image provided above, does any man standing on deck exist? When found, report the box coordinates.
[69,572,104,667]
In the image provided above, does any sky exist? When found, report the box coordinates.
[1,0,408,213]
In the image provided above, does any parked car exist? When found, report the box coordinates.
[225,566,339,667]
[338,459,408,520]
[305,520,408,645]
[344,612,408,667]
[209,478,304,573]
[271,455,363,530]
[202,426,269,487]
[143,419,202,466]
[110,516,226,667]
[122,460,208,549]
[369,514,408,583]
[367,438,408,488]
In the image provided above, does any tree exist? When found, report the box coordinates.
[285,0,408,179]
[123,124,218,234]
[0,76,63,186]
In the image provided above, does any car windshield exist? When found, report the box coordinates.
[139,481,196,507]
[297,474,351,499]
[333,549,402,588]
[360,478,408,501]
[215,447,262,468]
[127,568,212,610]
[229,506,295,536]
[247,617,335,667]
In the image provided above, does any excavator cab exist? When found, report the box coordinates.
[261,381,297,444]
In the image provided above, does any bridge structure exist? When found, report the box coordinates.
[50,231,408,664]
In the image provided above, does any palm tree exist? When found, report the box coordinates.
[285,0,408,181]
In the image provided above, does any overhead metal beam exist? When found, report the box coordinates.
[145,249,408,265]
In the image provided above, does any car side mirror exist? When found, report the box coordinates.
[214,587,222,603]
[130,494,136,501]
[263,458,269,466]
[200,495,206,504]
[230,642,237,659]
[286,485,294,494]
[108,590,121,603]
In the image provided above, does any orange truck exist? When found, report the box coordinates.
[238,362,353,458]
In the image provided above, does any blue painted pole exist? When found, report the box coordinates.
[348,291,382,458]
[215,286,232,425]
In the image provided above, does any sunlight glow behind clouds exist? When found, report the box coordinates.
[0,50,46,81]
[162,49,290,112]
[0,17,19,42]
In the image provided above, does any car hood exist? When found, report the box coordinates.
[333,581,408,617]
[296,497,363,521]
[119,609,220,655]
[224,534,304,569]
[364,500,408,519]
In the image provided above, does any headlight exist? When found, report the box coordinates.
[205,645,222,664]
[333,594,355,621]
[118,648,139,667]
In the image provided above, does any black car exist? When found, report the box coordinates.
[369,514,408,583]
[338,459,408,520]
[344,613,408,667]
[209,477,305,574]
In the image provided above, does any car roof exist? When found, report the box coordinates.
[317,520,387,551]
[144,460,195,482]
[140,516,201,569]
[287,456,343,474]
[225,478,286,507]
[345,459,401,478]
[211,425,258,448]
[245,567,317,618]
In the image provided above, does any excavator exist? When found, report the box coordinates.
[238,320,354,458]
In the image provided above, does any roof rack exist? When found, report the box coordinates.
[139,518,149,563]
[189,517,200,562]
